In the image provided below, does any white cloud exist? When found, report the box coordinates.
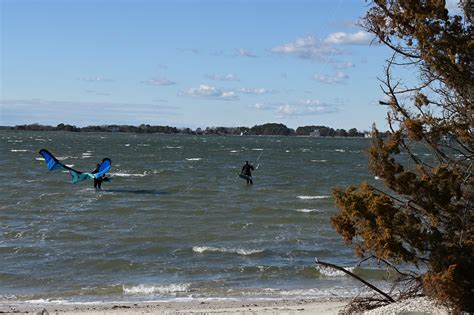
[237,48,258,58]
[312,71,349,84]
[206,73,239,81]
[249,102,274,110]
[271,35,342,60]
[333,61,355,69]
[323,31,373,45]
[238,88,275,95]
[180,85,238,101]
[141,78,177,86]
[77,76,114,82]
[249,99,335,117]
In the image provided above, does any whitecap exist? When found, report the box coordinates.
[297,195,331,200]
[137,144,150,147]
[110,172,147,177]
[123,283,189,295]
[316,265,355,277]
[285,150,290,153]
[164,146,183,149]
[35,157,45,161]
[296,209,323,213]
[252,148,263,151]
[311,159,327,163]
[334,149,346,152]
[186,158,202,161]
[229,150,239,153]
[10,149,28,152]
[7,140,23,143]
[124,144,130,147]
[192,246,263,256]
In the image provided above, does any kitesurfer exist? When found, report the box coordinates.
[241,161,255,185]
[92,163,104,190]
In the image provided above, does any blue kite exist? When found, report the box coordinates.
[39,149,111,184]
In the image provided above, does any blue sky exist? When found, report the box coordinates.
[0,0,462,130]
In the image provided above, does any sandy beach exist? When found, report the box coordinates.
[1,298,348,315]
[2,296,452,315]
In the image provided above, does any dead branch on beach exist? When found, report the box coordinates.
[315,258,395,303]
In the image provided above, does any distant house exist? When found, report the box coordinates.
[309,129,321,137]
[364,132,372,138]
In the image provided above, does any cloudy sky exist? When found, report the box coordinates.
[0,0,462,130]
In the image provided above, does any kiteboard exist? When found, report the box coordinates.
[238,173,252,181]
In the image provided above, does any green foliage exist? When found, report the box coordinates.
[332,0,473,311]
[250,123,295,136]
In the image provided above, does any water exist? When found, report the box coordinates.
[0,131,389,304]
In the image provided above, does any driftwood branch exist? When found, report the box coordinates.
[315,258,395,303]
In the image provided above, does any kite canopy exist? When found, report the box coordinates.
[38,149,111,184]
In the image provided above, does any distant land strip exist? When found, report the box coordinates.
[0,123,386,137]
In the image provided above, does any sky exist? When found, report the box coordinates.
[0,0,462,131]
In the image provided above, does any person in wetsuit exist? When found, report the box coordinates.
[241,160,255,185]
[91,163,103,190]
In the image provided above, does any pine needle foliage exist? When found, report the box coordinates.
[331,0,473,311]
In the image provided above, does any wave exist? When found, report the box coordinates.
[297,195,331,200]
[296,209,324,213]
[110,172,147,177]
[316,265,355,277]
[192,246,263,256]
[123,283,190,295]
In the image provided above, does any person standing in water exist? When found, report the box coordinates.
[91,163,103,190]
[241,160,255,185]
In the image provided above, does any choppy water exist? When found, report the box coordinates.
[1,131,391,304]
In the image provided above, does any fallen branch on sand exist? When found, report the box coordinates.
[314,258,395,303]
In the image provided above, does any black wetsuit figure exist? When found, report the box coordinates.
[91,164,103,189]
[241,161,255,185]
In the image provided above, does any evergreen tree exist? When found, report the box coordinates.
[332,0,473,311]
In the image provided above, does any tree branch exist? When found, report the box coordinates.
[315,258,395,303]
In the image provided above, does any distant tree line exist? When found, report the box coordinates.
[1,122,380,137]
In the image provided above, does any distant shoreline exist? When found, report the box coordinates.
[0,123,381,138]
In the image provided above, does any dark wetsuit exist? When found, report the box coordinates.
[241,162,255,185]
[91,165,102,189]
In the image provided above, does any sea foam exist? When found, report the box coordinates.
[193,246,263,256]
[297,195,331,200]
[123,283,190,295]
[296,209,323,213]
[316,265,355,277]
